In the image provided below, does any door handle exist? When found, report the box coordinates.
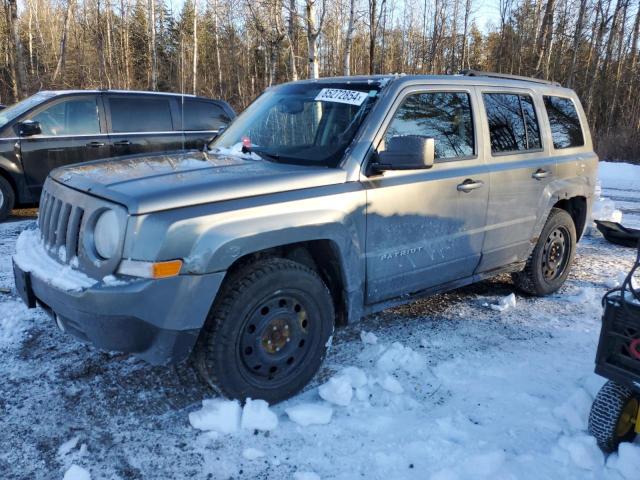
[86,141,105,148]
[113,140,131,146]
[457,179,485,193]
[532,168,552,180]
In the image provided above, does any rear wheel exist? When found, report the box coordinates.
[588,381,639,452]
[194,258,334,403]
[512,208,576,296]
[0,176,15,222]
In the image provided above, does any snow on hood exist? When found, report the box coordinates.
[50,147,347,215]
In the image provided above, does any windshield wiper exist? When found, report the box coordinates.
[241,145,281,163]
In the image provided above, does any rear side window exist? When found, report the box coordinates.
[109,96,172,133]
[543,96,584,149]
[385,92,475,160]
[180,99,230,131]
[483,93,542,154]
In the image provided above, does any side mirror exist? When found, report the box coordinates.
[16,120,42,137]
[372,135,435,174]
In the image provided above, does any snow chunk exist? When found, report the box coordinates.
[58,436,80,457]
[189,399,241,434]
[376,342,426,376]
[241,398,278,431]
[63,465,91,480]
[318,375,353,406]
[101,275,128,287]
[607,443,640,479]
[379,374,404,394]
[14,229,97,292]
[340,366,368,388]
[360,330,378,345]
[286,403,333,426]
[489,293,517,312]
[242,447,266,460]
[558,435,604,470]
[553,388,592,431]
[293,472,321,480]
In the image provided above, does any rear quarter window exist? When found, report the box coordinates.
[180,99,230,131]
[543,96,585,149]
[109,96,173,133]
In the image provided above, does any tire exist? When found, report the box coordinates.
[0,175,15,222]
[588,381,639,453]
[194,258,334,403]
[512,208,576,296]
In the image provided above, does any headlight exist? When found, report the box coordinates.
[94,210,120,259]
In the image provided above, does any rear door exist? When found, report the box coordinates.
[475,88,556,273]
[19,94,109,197]
[176,98,233,150]
[105,94,182,157]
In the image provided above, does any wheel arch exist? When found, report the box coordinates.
[553,196,588,240]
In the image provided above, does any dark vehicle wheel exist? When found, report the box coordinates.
[512,208,576,296]
[194,258,334,403]
[0,176,15,222]
[588,380,639,452]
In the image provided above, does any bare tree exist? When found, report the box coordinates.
[306,0,326,79]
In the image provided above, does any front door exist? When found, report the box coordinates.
[364,87,489,304]
[19,94,109,197]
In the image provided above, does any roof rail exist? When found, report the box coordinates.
[459,70,561,87]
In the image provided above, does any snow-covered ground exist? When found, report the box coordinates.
[1,162,640,479]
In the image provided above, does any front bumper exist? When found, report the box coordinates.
[13,259,225,365]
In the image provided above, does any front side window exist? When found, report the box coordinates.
[211,82,381,167]
[543,96,584,149]
[30,97,100,136]
[181,99,230,131]
[0,91,57,128]
[384,92,475,159]
[110,96,172,133]
[483,93,542,154]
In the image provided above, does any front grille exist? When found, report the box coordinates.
[37,177,126,279]
[38,189,85,263]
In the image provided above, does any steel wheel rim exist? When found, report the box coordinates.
[616,397,639,438]
[0,189,4,208]
[541,226,570,281]
[237,290,318,388]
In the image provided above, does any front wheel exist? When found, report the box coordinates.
[512,208,576,296]
[588,381,639,452]
[194,258,334,403]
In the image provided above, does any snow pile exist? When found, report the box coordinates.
[242,448,265,460]
[240,398,278,431]
[607,443,640,479]
[209,142,261,161]
[376,341,426,376]
[599,161,640,191]
[285,403,333,426]
[13,228,97,292]
[189,399,242,434]
[318,375,353,406]
[190,398,278,434]
[62,465,91,480]
[489,293,517,312]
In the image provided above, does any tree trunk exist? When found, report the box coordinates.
[343,0,356,75]
[288,0,298,80]
[192,0,198,94]
[7,0,27,99]
[306,0,323,79]
[535,0,555,74]
[53,0,74,82]
[567,0,587,86]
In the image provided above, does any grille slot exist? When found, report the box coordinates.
[38,190,85,265]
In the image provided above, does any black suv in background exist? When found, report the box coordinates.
[0,90,235,220]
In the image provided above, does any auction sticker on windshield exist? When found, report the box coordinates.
[315,88,369,106]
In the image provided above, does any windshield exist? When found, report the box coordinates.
[210,82,380,167]
[0,92,57,127]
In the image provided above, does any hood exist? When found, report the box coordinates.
[51,151,347,214]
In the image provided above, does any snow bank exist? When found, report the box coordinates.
[599,161,640,191]
[14,229,97,292]
[285,403,333,426]
[62,465,91,480]
[188,399,241,434]
[240,398,278,431]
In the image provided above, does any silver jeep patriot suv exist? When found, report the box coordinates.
[13,72,597,403]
